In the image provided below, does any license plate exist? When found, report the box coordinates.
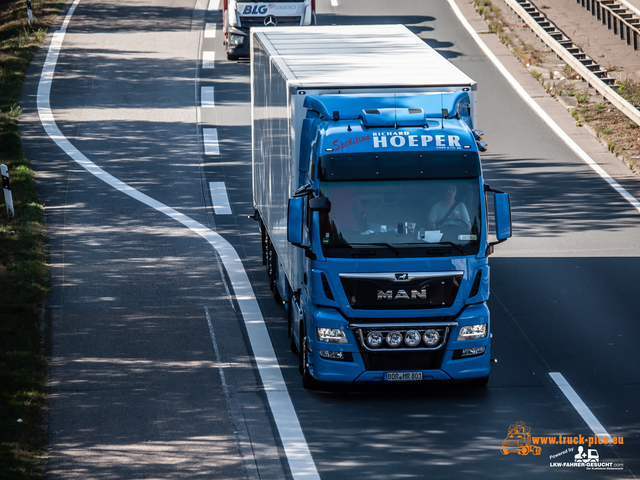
[385,372,423,382]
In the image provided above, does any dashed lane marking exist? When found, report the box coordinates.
[550,373,613,442]
[203,51,215,68]
[205,22,216,38]
[201,86,215,107]
[203,128,220,155]
[209,182,232,215]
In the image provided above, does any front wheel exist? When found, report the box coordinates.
[299,326,317,389]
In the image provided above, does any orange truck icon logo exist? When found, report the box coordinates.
[501,422,542,455]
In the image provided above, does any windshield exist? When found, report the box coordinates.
[318,178,482,258]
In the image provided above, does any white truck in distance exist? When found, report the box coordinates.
[223,0,315,60]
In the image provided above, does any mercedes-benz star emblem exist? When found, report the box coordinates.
[264,15,277,26]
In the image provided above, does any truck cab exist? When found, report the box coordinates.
[285,93,512,387]
[223,0,316,59]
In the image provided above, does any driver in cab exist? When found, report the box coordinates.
[427,185,470,230]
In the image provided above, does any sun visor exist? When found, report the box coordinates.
[303,92,471,122]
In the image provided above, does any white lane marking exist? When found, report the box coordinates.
[203,128,220,155]
[549,373,613,442]
[205,22,216,38]
[208,0,221,11]
[209,182,232,215]
[201,86,215,107]
[37,4,320,479]
[203,51,215,69]
[448,0,640,215]
[331,0,339,6]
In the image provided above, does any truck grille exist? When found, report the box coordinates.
[340,274,462,310]
[239,16,302,27]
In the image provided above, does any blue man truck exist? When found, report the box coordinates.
[250,25,512,388]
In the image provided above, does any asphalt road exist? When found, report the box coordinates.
[19,0,640,478]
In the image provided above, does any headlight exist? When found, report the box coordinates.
[317,328,348,344]
[386,331,403,348]
[229,34,245,45]
[423,329,440,346]
[457,324,487,341]
[366,331,383,348]
[404,330,421,347]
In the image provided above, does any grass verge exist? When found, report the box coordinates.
[1,0,64,478]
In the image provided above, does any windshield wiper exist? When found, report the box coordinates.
[348,242,402,257]
[426,241,465,255]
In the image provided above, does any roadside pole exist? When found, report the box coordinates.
[1,164,15,218]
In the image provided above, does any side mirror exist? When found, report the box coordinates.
[287,197,305,245]
[309,196,330,212]
[494,193,512,241]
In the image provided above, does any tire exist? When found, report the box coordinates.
[260,222,267,265]
[299,324,317,390]
[288,297,298,354]
[227,53,239,61]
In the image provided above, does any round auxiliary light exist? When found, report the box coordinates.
[366,331,383,348]
[386,331,403,348]
[404,330,421,347]
[423,329,440,347]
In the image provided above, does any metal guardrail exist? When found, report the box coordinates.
[504,0,640,127]
[577,0,640,50]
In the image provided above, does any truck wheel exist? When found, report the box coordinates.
[260,222,267,265]
[299,325,317,390]
[266,237,275,291]
[288,295,298,354]
[227,53,239,61]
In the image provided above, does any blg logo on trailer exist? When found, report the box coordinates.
[241,3,299,15]
[500,421,625,472]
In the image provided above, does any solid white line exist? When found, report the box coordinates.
[201,86,215,107]
[208,0,221,11]
[549,373,613,441]
[37,4,320,479]
[203,128,220,155]
[448,0,640,215]
[209,182,232,215]
[205,22,216,38]
[202,51,215,69]
[331,0,339,6]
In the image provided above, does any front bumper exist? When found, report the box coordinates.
[307,303,491,383]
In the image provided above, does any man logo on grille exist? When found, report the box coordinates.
[394,273,409,281]
[264,15,277,26]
